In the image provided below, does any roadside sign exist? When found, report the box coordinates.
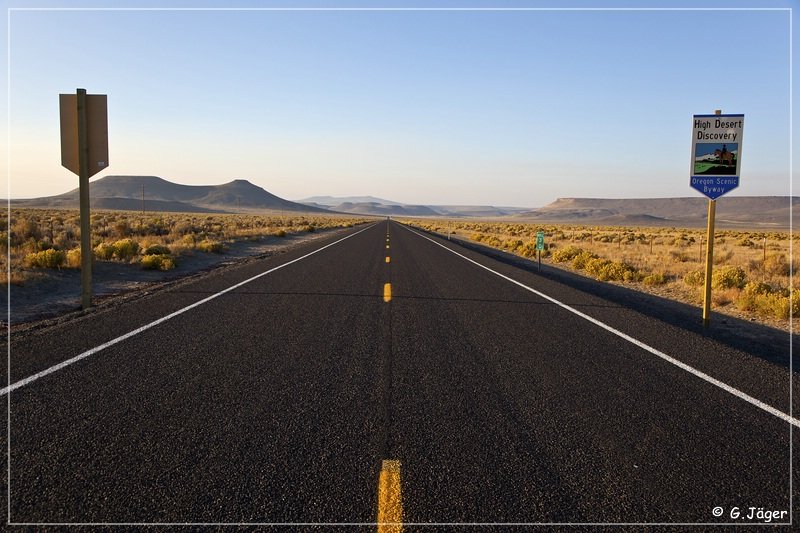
[59,89,109,310]
[689,114,744,200]
[536,232,545,251]
[60,93,108,177]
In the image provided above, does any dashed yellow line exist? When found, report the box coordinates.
[377,459,402,532]
[386,244,390,249]
[383,283,392,302]
[385,256,390,263]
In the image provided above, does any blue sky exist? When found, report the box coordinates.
[2,1,795,206]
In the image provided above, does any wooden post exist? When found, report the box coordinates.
[701,109,724,328]
[702,200,716,327]
[77,88,92,310]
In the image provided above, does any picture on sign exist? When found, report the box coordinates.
[693,143,738,175]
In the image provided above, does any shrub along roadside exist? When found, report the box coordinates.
[24,249,66,268]
[453,227,795,323]
[5,209,369,288]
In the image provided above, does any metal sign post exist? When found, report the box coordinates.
[689,109,744,327]
[60,89,108,309]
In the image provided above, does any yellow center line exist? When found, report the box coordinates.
[385,256,390,263]
[383,283,392,302]
[377,459,403,532]
[386,244,390,249]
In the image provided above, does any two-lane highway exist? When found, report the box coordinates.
[3,220,795,526]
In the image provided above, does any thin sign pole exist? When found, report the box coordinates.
[77,88,92,309]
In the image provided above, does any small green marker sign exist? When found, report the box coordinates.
[536,232,545,251]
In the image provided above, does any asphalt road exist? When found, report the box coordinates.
[2,220,796,527]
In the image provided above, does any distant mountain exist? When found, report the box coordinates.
[298,195,531,217]
[12,175,330,214]
[299,195,404,207]
[516,196,796,228]
[19,179,785,227]
[331,202,441,217]
[432,205,531,217]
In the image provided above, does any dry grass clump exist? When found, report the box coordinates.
[140,254,176,271]
[195,239,225,254]
[142,243,170,256]
[683,270,704,287]
[551,245,638,281]
[711,265,746,290]
[24,249,66,268]
[643,272,669,286]
[552,246,583,262]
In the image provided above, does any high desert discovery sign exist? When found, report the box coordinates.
[690,114,744,200]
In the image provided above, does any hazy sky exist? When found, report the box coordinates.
[3,1,796,207]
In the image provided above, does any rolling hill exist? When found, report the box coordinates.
[10,177,794,228]
[12,176,331,214]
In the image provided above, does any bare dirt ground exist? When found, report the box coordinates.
[4,227,350,330]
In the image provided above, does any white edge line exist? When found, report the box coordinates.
[2,223,377,396]
[400,223,800,429]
